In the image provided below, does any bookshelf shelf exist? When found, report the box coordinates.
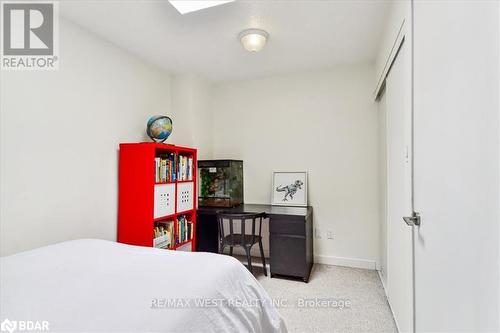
[174,239,192,250]
[152,210,195,222]
[153,214,177,222]
[118,142,197,251]
[177,209,195,215]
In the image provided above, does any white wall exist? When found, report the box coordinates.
[413,0,499,331]
[211,64,380,268]
[170,74,213,160]
[0,19,172,256]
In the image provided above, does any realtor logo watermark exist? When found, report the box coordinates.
[1,319,49,333]
[1,1,59,70]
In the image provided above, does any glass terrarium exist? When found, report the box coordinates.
[198,160,243,207]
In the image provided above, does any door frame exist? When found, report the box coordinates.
[375,11,417,333]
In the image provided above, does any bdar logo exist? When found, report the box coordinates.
[0,319,49,332]
[0,319,17,333]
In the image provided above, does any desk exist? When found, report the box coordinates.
[197,204,313,282]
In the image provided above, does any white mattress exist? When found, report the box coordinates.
[0,239,287,333]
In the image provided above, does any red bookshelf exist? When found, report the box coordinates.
[118,142,197,251]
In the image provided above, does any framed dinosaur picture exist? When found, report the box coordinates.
[271,171,308,207]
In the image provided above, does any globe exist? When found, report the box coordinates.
[146,116,173,142]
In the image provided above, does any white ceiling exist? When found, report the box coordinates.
[61,0,391,82]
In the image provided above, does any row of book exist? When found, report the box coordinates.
[154,154,193,183]
[154,153,176,183]
[176,215,193,244]
[153,216,193,249]
[178,155,193,182]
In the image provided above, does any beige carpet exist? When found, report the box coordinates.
[241,259,398,333]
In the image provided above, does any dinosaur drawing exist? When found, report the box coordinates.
[276,180,304,201]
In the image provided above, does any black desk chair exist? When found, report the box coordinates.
[216,211,267,276]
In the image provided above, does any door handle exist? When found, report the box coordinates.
[403,212,420,226]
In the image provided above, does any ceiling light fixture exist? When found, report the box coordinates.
[239,29,269,52]
[169,1,234,15]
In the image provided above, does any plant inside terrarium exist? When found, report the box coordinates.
[198,161,243,207]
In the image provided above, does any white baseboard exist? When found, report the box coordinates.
[314,254,377,270]
[377,270,400,333]
[377,270,388,297]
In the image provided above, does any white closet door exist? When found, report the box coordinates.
[413,1,499,331]
[385,40,414,333]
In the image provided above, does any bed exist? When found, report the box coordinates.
[0,239,287,333]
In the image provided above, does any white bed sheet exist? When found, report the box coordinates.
[0,239,287,333]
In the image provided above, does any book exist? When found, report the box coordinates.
[160,159,167,182]
[188,157,193,180]
[172,154,177,181]
[187,222,193,240]
[154,158,160,182]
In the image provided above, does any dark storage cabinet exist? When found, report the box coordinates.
[196,211,219,253]
[269,215,313,282]
[196,204,313,282]
[270,234,306,277]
